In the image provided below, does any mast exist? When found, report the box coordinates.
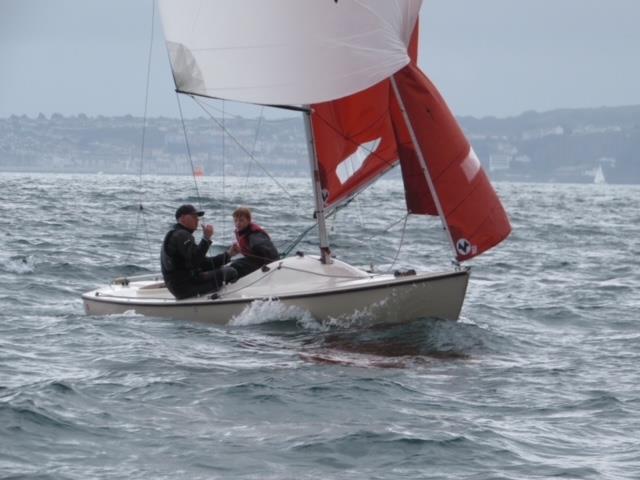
[390,74,458,261]
[303,108,332,264]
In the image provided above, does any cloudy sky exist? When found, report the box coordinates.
[1,0,639,119]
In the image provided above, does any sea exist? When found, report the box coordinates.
[0,172,638,480]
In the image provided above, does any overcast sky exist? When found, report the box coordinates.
[1,0,639,119]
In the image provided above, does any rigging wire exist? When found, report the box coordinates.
[191,96,299,206]
[126,0,156,266]
[386,214,410,273]
[244,107,265,188]
[221,100,226,242]
[278,221,318,258]
[353,195,376,271]
[277,200,351,258]
[176,93,203,209]
[363,214,409,243]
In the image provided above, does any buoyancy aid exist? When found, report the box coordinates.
[235,222,270,258]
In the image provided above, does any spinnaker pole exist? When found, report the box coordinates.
[303,108,332,264]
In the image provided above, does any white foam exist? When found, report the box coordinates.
[229,298,317,328]
[323,297,390,329]
[106,309,144,318]
[3,255,36,274]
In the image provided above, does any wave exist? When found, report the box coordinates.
[229,298,317,328]
[1,255,36,274]
[297,318,500,367]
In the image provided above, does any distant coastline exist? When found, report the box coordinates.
[1,105,639,184]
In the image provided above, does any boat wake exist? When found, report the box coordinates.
[228,298,318,328]
[299,318,494,368]
[110,309,145,318]
[228,297,410,331]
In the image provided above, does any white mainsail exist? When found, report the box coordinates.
[158,0,422,105]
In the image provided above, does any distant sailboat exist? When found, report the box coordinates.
[194,166,205,177]
[82,0,511,325]
[594,165,606,184]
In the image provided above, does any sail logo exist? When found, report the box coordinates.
[321,188,330,205]
[456,238,476,257]
[461,148,481,182]
[336,138,381,184]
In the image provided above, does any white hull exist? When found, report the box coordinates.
[82,256,469,326]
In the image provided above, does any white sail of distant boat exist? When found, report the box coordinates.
[594,165,606,184]
[82,0,511,325]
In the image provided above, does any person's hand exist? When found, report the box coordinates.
[228,243,240,256]
[202,224,214,240]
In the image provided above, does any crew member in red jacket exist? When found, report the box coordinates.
[229,207,279,278]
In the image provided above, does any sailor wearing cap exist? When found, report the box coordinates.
[160,204,239,299]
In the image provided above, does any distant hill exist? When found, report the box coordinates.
[1,105,639,183]
[458,105,640,184]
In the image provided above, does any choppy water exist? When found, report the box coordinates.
[1,172,638,479]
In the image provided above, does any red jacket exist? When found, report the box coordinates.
[235,222,274,259]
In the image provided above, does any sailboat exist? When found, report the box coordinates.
[82,0,511,325]
[593,164,606,184]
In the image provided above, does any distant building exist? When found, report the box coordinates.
[489,154,511,172]
[521,125,565,140]
[599,157,616,168]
